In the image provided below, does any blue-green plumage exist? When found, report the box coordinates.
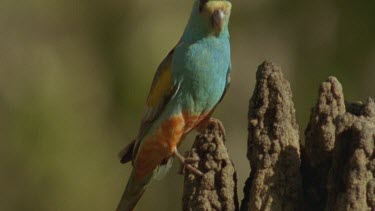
[117,1,232,210]
[170,37,230,116]
[166,0,231,117]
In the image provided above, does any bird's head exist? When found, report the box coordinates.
[196,0,232,32]
[183,0,232,38]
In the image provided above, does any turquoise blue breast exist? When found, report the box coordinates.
[170,36,230,115]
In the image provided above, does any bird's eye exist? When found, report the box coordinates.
[199,0,208,12]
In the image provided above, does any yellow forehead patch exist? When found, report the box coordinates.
[204,1,232,15]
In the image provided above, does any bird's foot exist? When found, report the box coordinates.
[173,147,203,177]
[197,117,226,136]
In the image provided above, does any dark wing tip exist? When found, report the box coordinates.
[119,141,135,164]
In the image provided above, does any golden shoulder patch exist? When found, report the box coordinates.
[146,64,173,107]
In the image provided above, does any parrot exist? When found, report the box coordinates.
[116,0,232,210]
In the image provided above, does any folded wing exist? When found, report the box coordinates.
[119,48,179,164]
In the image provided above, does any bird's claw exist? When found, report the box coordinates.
[173,148,203,177]
[179,157,202,176]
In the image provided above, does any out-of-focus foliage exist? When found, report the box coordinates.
[1,0,374,210]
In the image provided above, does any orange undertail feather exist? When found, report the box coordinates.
[133,112,210,180]
[117,112,210,211]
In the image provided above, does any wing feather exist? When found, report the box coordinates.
[119,48,179,163]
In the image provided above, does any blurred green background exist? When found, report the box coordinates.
[1,0,374,210]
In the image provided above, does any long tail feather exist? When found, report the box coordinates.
[116,170,152,211]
